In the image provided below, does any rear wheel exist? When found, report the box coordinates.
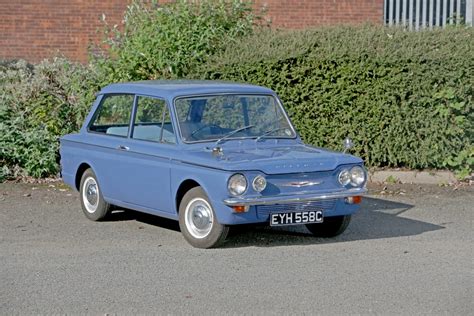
[305,215,351,237]
[179,187,229,248]
[79,168,111,221]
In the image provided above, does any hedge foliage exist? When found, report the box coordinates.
[93,0,258,82]
[0,59,101,180]
[196,26,474,177]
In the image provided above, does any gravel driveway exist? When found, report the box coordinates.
[1,182,472,314]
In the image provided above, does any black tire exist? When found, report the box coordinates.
[79,168,111,221]
[178,187,229,248]
[305,215,351,237]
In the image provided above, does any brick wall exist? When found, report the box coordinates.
[256,0,384,28]
[0,0,383,63]
[0,0,128,63]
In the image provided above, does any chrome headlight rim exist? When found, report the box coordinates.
[252,175,267,193]
[338,169,351,186]
[350,166,366,187]
[227,173,248,196]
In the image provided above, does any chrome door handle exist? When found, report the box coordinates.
[117,145,130,151]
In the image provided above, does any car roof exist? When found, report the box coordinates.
[98,80,275,99]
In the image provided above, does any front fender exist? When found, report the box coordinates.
[170,160,239,223]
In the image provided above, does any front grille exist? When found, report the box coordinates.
[256,199,337,219]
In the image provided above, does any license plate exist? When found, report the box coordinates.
[270,210,323,226]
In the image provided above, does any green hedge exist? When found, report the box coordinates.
[1,25,473,180]
[93,0,257,82]
[0,59,101,179]
[196,26,474,177]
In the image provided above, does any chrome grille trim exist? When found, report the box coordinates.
[223,187,367,206]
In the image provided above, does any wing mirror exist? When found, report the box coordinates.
[343,137,354,153]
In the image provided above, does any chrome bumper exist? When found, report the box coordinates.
[223,187,367,206]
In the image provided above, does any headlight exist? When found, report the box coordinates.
[338,169,351,186]
[350,166,366,186]
[252,175,267,192]
[228,173,247,196]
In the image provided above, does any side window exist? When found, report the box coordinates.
[132,96,176,144]
[89,94,134,137]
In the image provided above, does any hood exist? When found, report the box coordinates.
[180,143,363,174]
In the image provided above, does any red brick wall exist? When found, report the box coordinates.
[255,0,384,29]
[0,0,383,63]
[0,0,128,63]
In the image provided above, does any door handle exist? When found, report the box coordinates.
[117,145,130,151]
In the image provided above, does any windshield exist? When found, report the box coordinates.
[174,94,296,143]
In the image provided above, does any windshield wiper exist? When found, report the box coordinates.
[255,127,289,142]
[215,124,255,146]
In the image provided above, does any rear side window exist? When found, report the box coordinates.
[89,94,134,137]
[132,96,176,144]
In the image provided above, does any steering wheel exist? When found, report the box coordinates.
[190,124,223,139]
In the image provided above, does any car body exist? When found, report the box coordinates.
[60,80,367,248]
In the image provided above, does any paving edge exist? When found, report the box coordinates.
[369,170,458,185]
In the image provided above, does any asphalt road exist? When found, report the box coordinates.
[1,182,473,314]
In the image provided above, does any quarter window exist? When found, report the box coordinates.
[132,96,175,144]
[89,94,134,137]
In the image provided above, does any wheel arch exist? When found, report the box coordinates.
[75,162,92,191]
[175,179,202,213]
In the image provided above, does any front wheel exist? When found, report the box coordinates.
[179,187,229,248]
[306,215,351,237]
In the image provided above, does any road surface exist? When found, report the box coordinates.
[1,182,472,314]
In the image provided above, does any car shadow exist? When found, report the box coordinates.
[104,197,444,249]
[222,197,444,248]
[105,209,181,232]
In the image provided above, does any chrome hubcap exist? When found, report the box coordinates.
[86,184,98,205]
[185,198,213,239]
[82,177,99,213]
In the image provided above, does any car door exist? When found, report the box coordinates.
[113,95,177,213]
[86,93,137,204]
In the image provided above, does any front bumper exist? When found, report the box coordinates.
[223,187,367,206]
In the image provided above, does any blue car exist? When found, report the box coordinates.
[60,80,367,248]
